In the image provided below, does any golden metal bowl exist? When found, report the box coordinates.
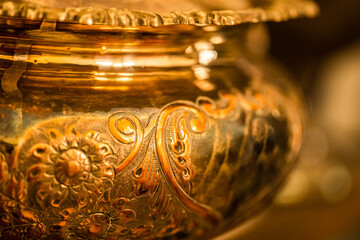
[0,0,318,239]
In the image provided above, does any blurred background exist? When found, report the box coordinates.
[219,0,360,239]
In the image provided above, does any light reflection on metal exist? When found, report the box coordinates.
[194,79,216,92]
[116,77,132,82]
[194,41,214,51]
[118,73,134,76]
[96,61,136,67]
[94,72,106,76]
[86,17,93,25]
[96,61,114,66]
[210,35,225,45]
[101,46,108,53]
[192,65,210,80]
[95,77,108,81]
[114,61,136,67]
[185,46,194,54]
[199,50,218,65]
[192,65,215,91]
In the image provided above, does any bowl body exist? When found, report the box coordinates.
[0,15,303,239]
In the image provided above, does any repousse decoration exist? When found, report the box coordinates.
[0,88,292,239]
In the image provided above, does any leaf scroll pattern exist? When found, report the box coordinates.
[108,92,242,227]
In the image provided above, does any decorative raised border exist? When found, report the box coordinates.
[0,0,318,27]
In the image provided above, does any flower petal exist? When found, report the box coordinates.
[83,131,99,141]
[28,144,53,164]
[27,164,46,181]
[47,128,62,140]
[111,197,128,211]
[65,124,79,136]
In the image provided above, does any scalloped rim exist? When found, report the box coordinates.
[0,1,319,28]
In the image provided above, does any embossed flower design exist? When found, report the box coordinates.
[59,197,136,239]
[26,124,115,209]
[0,205,45,239]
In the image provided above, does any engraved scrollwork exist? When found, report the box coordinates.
[132,137,160,197]
[108,92,242,227]
[108,112,145,174]
[155,102,221,225]
[197,92,240,120]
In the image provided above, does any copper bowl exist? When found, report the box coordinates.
[0,0,318,239]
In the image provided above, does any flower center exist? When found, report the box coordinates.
[55,149,90,186]
[88,214,110,235]
[75,213,111,238]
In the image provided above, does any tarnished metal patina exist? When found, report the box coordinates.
[0,0,317,239]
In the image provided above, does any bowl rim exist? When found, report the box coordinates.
[0,0,319,29]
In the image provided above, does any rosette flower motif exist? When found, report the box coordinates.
[58,197,136,239]
[26,125,115,209]
[0,206,45,239]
